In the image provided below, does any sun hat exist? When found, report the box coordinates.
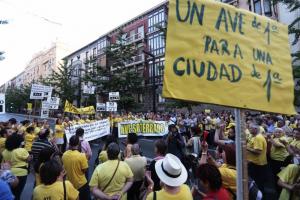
[155,153,188,187]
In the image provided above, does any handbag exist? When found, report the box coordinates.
[102,160,120,192]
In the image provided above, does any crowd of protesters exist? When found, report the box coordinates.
[0,110,299,200]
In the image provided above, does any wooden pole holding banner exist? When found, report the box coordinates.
[235,108,248,200]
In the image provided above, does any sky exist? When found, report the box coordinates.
[0,0,165,85]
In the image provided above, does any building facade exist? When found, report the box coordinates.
[64,0,286,111]
[23,42,70,85]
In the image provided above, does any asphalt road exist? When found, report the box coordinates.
[0,113,157,199]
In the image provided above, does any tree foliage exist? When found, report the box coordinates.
[42,61,77,105]
[5,84,31,113]
[84,30,144,111]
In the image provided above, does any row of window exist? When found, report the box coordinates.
[252,0,273,16]
[148,57,165,79]
[148,8,166,33]
[148,32,165,56]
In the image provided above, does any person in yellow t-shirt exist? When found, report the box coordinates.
[18,120,30,135]
[269,128,290,191]
[0,128,8,154]
[97,135,116,164]
[54,119,65,153]
[34,121,43,136]
[281,128,300,157]
[246,123,268,194]
[33,159,79,200]
[5,133,31,200]
[24,126,36,153]
[62,135,90,200]
[199,142,237,198]
[146,154,192,200]
[90,143,133,200]
[277,164,300,200]
[34,147,56,186]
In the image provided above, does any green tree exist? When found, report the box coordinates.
[42,61,77,106]
[84,30,144,111]
[274,0,300,106]
[5,84,31,113]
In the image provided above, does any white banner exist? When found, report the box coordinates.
[109,92,120,101]
[118,120,168,138]
[65,119,110,142]
[41,109,49,119]
[30,84,53,100]
[83,85,95,94]
[96,103,106,112]
[30,84,45,99]
[106,102,117,112]
[0,93,5,114]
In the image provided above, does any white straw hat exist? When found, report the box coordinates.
[155,153,188,187]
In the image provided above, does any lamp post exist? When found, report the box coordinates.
[143,50,156,113]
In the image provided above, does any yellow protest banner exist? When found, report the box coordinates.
[64,100,95,115]
[77,106,95,115]
[118,120,168,138]
[64,100,78,114]
[163,0,295,114]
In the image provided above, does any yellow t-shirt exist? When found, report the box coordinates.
[247,133,267,165]
[99,150,108,164]
[2,149,12,163]
[89,160,133,200]
[98,151,121,164]
[24,133,36,152]
[62,150,88,189]
[113,118,122,127]
[146,184,193,200]
[55,124,64,139]
[34,127,41,136]
[0,137,6,153]
[290,139,300,150]
[270,137,289,161]
[218,164,237,194]
[33,181,79,200]
[11,148,29,176]
[245,129,252,143]
[19,125,28,134]
[259,126,266,135]
[277,164,300,200]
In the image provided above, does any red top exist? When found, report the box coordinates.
[203,188,231,200]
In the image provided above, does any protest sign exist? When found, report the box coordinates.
[162,0,295,114]
[0,94,5,114]
[77,106,95,115]
[96,103,106,112]
[83,85,95,94]
[30,84,53,100]
[48,97,60,109]
[118,120,168,138]
[30,84,45,99]
[109,92,120,101]
[106,102,117,112]
[65,119,110,142]
[42,101,50,109]
[41,109,49,119]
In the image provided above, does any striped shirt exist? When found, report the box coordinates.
[31,139,55,161]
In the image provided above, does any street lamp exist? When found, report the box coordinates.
[143,50,156,113]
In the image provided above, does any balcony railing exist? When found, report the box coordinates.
[111,54,145,71]
[124,32,144,45]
